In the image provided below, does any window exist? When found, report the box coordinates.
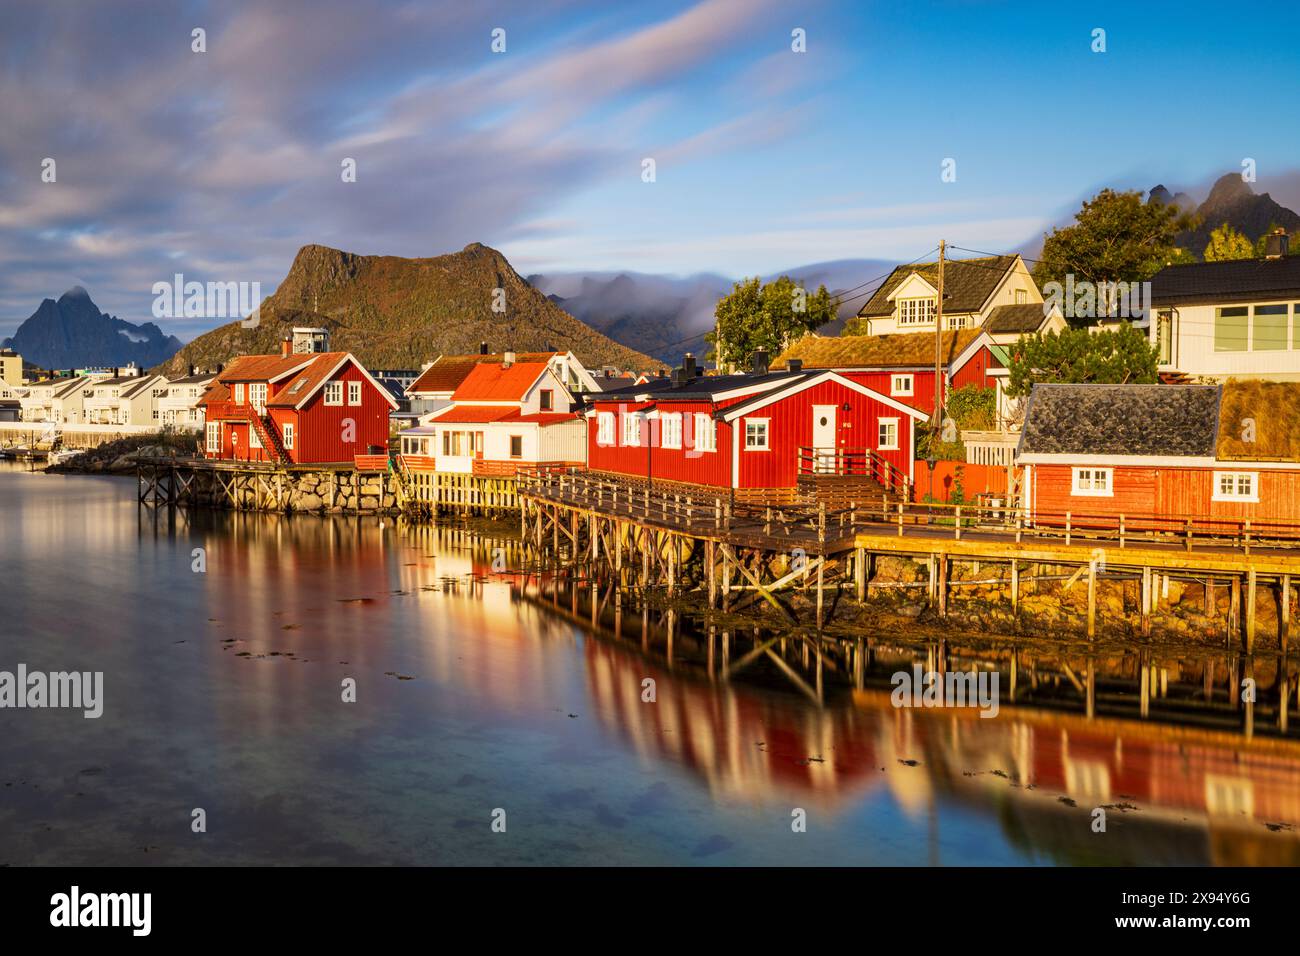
[597,412,615,445]
[234,383,245,403]
[1253,304,1289,351]
[249,383,267,410]
[1071,467,1113,497]
[661,412,682,449]
[1156,310,1174,364]
[744,418,769,450]
[347,381,362,405]
[623,412,642,446]
[1212,471,1258,502]
[205,422,220,453]
[897,298,936,326]
[324,381,343,405]
[891,374,914,396]
[249,426,261,449]
[877,418,899,450]
[539,389,553,412]
[282,423,294,450]
[1214,306,1249,352]
[946,314,969,330]
[1015,288,1028,305]
[693,413,716,452]
[510,435,523,459]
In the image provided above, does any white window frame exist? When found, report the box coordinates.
[249,426,262,450]
[1212,470,1259,503]
[249,383,267,410]
[1071,466,1113,497]
[347,381,362,406]
[622,411,642,447]
[693,412,716,452]
[890,374,914,397]
[897,297,936,327]
[234,383,245,404]
[282,422,294,450]
[877,417,900,451]
[205,422,220,453]
[596,411,615,446]
[744,418,769,451]
[324,381,343,406]
[661,412,682,449]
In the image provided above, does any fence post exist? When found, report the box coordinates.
[1119,514,1125,548]
[818,501,826,546]
[954,505,962,540]
[1065,511,1072,547]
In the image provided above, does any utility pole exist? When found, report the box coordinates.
[933,240,945,430]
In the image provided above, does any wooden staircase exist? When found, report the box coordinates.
[246,409,290,465]
[796,473,890,511]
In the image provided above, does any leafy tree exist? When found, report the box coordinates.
[1204,222,1254,261]
[1034,189,1199,287]
[1006,322,1158,398]
[707,276,838,371]
[916,386,996,461]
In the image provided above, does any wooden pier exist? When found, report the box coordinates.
[519,469,1300,648]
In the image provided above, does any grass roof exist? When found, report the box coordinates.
[1217,379,1300,461]
[773,330,982,369]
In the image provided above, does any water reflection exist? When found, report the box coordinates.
[2,466,1298,865]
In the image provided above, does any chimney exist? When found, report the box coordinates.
[751,349,769,376]
[480,341,489,355]
[788,358,803,374]
[188,364,196,377]
[682,352,697,380]
[216,363,224,374]
[502,350,516,368]
[1264,228,1290,260]
[281,337,292,357]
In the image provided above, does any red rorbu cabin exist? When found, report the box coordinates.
[198,344,399,465]
[1018,382,1300,531]
[584,354,928,502]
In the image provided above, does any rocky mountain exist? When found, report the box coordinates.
[1151,174,1300,255]
[162,243,654,375]
[3,286,182,370]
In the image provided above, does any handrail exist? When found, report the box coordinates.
[796,445,912,497]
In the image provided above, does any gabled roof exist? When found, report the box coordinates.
[586,370,804,403]
[217,354,315,384]
[773,330,983,370]
[719,370,930,422]
[858,255,1019,318]
[407,352,561,396]
[983,303,1054,335]
[168,372,217,385]
[1151,256,1300,306]
[427,405,577,425]
[1018,384,1221,459]
[267,352,400,410]
[450,361,551,403]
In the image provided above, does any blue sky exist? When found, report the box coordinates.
[3,0,1299,338]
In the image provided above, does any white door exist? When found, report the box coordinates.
[811,404,837,473]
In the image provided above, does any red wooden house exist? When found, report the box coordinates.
[772,329,1004,417]
[198,341,399,466]
[584,354,928,500]
[1018,382,1300,529]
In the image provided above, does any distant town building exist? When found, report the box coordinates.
[292,327,331,354]
[157,368,218,430]
[0,349,22,386]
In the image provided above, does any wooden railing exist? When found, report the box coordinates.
[961,430,1018,467]
[796,446,912,496]
[520,468,1300,555]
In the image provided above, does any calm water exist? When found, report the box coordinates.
[1,466,1298,866]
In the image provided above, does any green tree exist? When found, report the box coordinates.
[1204,222,1255,261]
[1006,322,1158,398]
[1034,189,1198,288]
[707,276,838,371]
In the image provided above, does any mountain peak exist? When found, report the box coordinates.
[1203,172,1255,209]
[58,284,92,303]
[5,286,181,369]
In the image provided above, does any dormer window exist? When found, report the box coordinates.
[897,297,936,326]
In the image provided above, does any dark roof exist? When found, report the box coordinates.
[1018,384,1221,458]
[858,255,1018,318]
[1150,256,1300,306]
[982,303,1052,335]
[586,370,808,402]
[168,372,216,384]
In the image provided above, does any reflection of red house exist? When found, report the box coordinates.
[198,343,398,465]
